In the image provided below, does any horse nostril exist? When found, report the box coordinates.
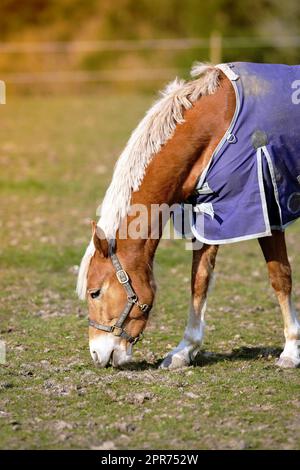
[91,350,99,363]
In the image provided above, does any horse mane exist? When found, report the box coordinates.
[77,62,220,299]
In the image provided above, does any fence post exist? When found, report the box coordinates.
[209,31,222,64]
[0,80,6,104]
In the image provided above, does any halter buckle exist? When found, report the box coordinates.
[116,269,129,284]
[112,325,123,336]
[140,303,150,313]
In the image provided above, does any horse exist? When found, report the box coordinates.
[77,62,300,369]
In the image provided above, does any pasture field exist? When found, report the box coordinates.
[0,93,300,450]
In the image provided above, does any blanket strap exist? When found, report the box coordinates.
[194,202,215,219]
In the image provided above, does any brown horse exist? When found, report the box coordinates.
[77,63,300,369]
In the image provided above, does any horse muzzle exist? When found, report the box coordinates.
[89,335,133,368]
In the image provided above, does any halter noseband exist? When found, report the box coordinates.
[88,246,151,345]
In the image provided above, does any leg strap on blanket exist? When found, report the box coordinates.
[194,202,215,219]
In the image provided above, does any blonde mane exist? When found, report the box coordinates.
[77,62,220,299]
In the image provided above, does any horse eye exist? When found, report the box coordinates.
[90,289,101,299]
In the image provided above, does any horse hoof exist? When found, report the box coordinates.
[276,356,299,369]
[159,353,190,370]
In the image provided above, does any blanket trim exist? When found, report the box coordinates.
[191,147,273,244]
[195,64,241,192]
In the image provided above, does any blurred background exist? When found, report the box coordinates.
[1,0,300,94]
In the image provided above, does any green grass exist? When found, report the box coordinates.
[0,94,300,450]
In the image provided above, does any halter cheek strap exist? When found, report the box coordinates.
[88,249,151,345]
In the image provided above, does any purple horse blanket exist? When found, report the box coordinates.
[176,62,300,244]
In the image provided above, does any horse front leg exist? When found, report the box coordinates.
[259,231,300,368]
[160,244,218,369]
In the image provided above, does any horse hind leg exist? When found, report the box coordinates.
[160,244,218,369]
[259,231,300,368]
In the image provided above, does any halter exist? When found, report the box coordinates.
[88,245,151,345]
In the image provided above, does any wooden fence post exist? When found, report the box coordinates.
[209,31,222,64]
[0,80,6,104]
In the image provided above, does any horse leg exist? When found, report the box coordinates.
[259,231,300,368]
[160,244,218,369]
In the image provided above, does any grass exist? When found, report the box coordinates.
[0,93,300,450]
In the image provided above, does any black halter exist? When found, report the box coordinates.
[88,246,151,345]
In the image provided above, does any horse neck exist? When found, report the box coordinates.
[117,76,234,263]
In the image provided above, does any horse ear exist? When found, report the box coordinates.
[91,221,109,258]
